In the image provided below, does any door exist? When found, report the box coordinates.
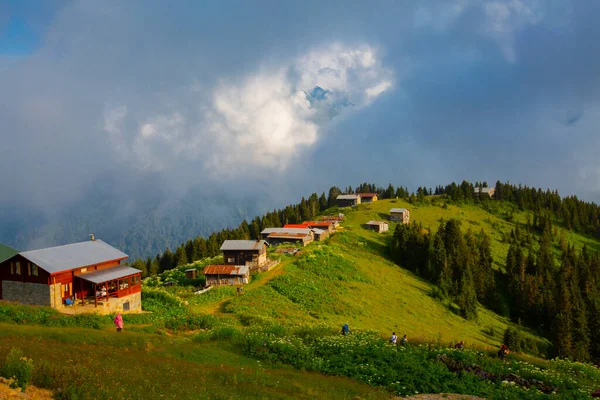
[62,283,71,299]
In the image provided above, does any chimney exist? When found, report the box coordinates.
[90,234,95,241]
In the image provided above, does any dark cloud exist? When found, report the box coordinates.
[2,0,599,254]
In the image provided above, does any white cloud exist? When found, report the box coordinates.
[103,43,393,176]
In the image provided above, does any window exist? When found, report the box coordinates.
[123,302,130,311]
[28,262,39,276]
[15,262,21,275]
[227,258,235,263]
[10,262,14,275]
[80,267,87,273]
[63,283,69,293]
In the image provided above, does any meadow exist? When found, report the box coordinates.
[1,198,600,398]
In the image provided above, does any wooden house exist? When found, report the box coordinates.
[260,227,313,240]
[365,221,389,233]
[474,187,496,198]
[336,194,361,207]
[266,232,313,247]
[203,265,249,286]
[0,237,142,313]
[358,193,378,202]
[284,221,336,233]
[221,240,268,267]
[185,269,197,280]
[310,228,329,241]
[390,208,410,224]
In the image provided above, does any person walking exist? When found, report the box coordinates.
[390,332,398,345]
[498,344,509,360]
[114,312,124,332]
[341,323,349,336]
[455,340,465,349]
[400,334,408,346]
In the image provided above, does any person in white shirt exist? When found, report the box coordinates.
[390,332,398,345]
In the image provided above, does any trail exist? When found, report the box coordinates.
[199,259,290,316]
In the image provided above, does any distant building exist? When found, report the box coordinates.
[220,240,268,267]
[474,187,496,198]
[260,228,314,241]
[390,208,410,224]
[185,269,197,280]
[266,231,313,247]
[310,228,330,241]
[203,265,249,286]
[336,194,361,207]
[322,214,344,222]
[0,237,141,313]
[358,193,379,202]
[365,221,389,233]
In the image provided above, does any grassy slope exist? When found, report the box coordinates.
[0,324,387,400]
[214,198,600,350]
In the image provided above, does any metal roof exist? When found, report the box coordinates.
[336,194,360,200]
[20,240,128,274]
[0,243,18,264]
[203,265,249,275]
[390,208,408,213]
[78,265,141,284]
[261,227,312,235]
[185,268,197,272]
[267,232,310,239]
[220,240,267,251]
[474,187,494,193]
[366,220,388,226]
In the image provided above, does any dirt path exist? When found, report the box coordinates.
[200,259,290,316]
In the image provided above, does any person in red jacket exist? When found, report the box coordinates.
[498,344,509,360]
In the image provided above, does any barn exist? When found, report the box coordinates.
[365,221,389,233]
[203,265,250,286]
[390,208,410,224]
[336,194,361,207]
[0,236,141,313]
[358,193,379,202]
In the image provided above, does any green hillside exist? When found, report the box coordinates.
[2,197,600,398]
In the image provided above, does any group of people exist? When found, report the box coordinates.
[389,332,408,346]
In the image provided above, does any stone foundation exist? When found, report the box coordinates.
[2,281,51,306]
[101,293,142,314]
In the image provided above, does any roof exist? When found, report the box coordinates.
[203,265,249,276]
[366,220,388,226]
[474,187,495,193]
[267,232,310,239]
[390,208,408,213]
[185,268,196,272]
[220,240,267,251]
[283,223,310,229]
[261,227,312,235]
[311,228,326,234]
[78,265,141,284]
[0,243,18,264]
[20,240,128,274]
[336,194,360,200]
[304,221,334,227]
[358,193,378,198]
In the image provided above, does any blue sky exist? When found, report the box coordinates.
[1,0,600,216]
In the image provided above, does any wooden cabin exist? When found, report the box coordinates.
[260,227,313,241]
[390,208,410,224]
[0,237,141,313]
[221,240,268,267]
[474,187,496,198]
[365,220,389,233]
[266,231,313,247]
[185,269,197,280]
[358,193,378,202]
[203,265,249,286]
[336,194,361,207]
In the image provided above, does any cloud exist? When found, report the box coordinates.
[103,43,393,176]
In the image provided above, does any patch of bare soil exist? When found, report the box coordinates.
[396,394,486,400]
[0,378,53,400]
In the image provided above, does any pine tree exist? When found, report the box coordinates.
[174,246,188,266]
[319,192,328,211]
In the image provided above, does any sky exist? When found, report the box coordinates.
[2,0,600,221]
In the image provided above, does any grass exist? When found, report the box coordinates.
[0,324,388,400]
[2,198,600,398]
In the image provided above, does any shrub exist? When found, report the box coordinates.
[1,347,34,390]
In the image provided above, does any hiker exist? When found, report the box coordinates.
[341,323,349,336]
[455,340,465,350]
[114,312,124,332]
[498,344,509,360]
[400,334,408,346]
[390,332,398,345]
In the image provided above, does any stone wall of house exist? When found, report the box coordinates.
[104,293,142,314]
[2,281,51,306]
[49,283,63,308]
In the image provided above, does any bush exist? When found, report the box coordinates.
[1,348,34,390]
